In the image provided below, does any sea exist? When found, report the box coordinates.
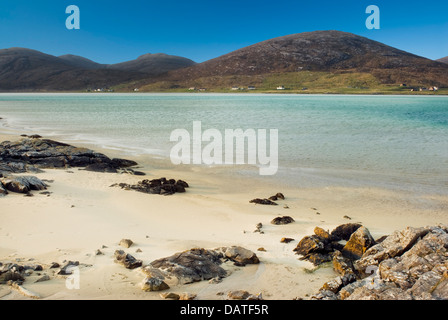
[0,93,447,196]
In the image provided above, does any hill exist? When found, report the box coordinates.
[58,54,105,70]
[0,48,195,91]
[135,31,448,91]
[107,53,196,75]
[437,56,448,64]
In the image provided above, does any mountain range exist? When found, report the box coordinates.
[0,48,195,91]
[1,31,447,92]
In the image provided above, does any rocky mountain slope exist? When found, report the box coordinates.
[146,30,448,88]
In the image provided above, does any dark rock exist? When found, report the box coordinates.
[35,275,51,283]
[249,198,278,205]
[281,237,295,243]
[274,193,285,200]
[114,250,143,269]
[0,138,138,177]
[24,264,43,272]
[111,158,138,168]
[85,163,117,173]
[305,253,333,265]
[271,216,295,225]
[150,248,227,284]
[293,235,326,257]
[57,261,79,275]
[0,271,25,284]
[112,178,190,196]
[0,176,47,193]
[330,223,363,241]
[176,180,189,188]
[0,182,7,196]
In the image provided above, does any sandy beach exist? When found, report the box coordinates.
[1,128,447,301]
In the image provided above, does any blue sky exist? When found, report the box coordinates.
[0,1,447,64]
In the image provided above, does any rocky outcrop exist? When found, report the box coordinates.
[293,225,351,265]
[150,248,227,285]
[149,246,259,285]
[312,224,448,300]
[111,178,189,196]
[0,137,139,175]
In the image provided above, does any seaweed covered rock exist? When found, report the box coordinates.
[111,178,190,196]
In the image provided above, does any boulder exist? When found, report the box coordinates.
[0,138,139,176]
[342,226,376,260]
[114,250,142,269]
[0,176,47,194]
[293,235,326,257]
[141,268,170,292]
[0,271,25,284]
[119,239,134,248]
[150,248,227,284]
[271,216,295,225]
[224,246,260,265]
[332,250,355,276]
[141,276,170,292]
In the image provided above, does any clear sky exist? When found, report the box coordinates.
[0,0,447,64]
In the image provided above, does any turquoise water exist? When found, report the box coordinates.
[0,93,447,195]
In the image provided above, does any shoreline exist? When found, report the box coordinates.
[1,127,447,300]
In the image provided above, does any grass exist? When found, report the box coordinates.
[113,71,448,95]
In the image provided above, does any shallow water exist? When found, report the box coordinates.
[0,93,447,196]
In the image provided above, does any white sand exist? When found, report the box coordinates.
[1,132,447,300]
